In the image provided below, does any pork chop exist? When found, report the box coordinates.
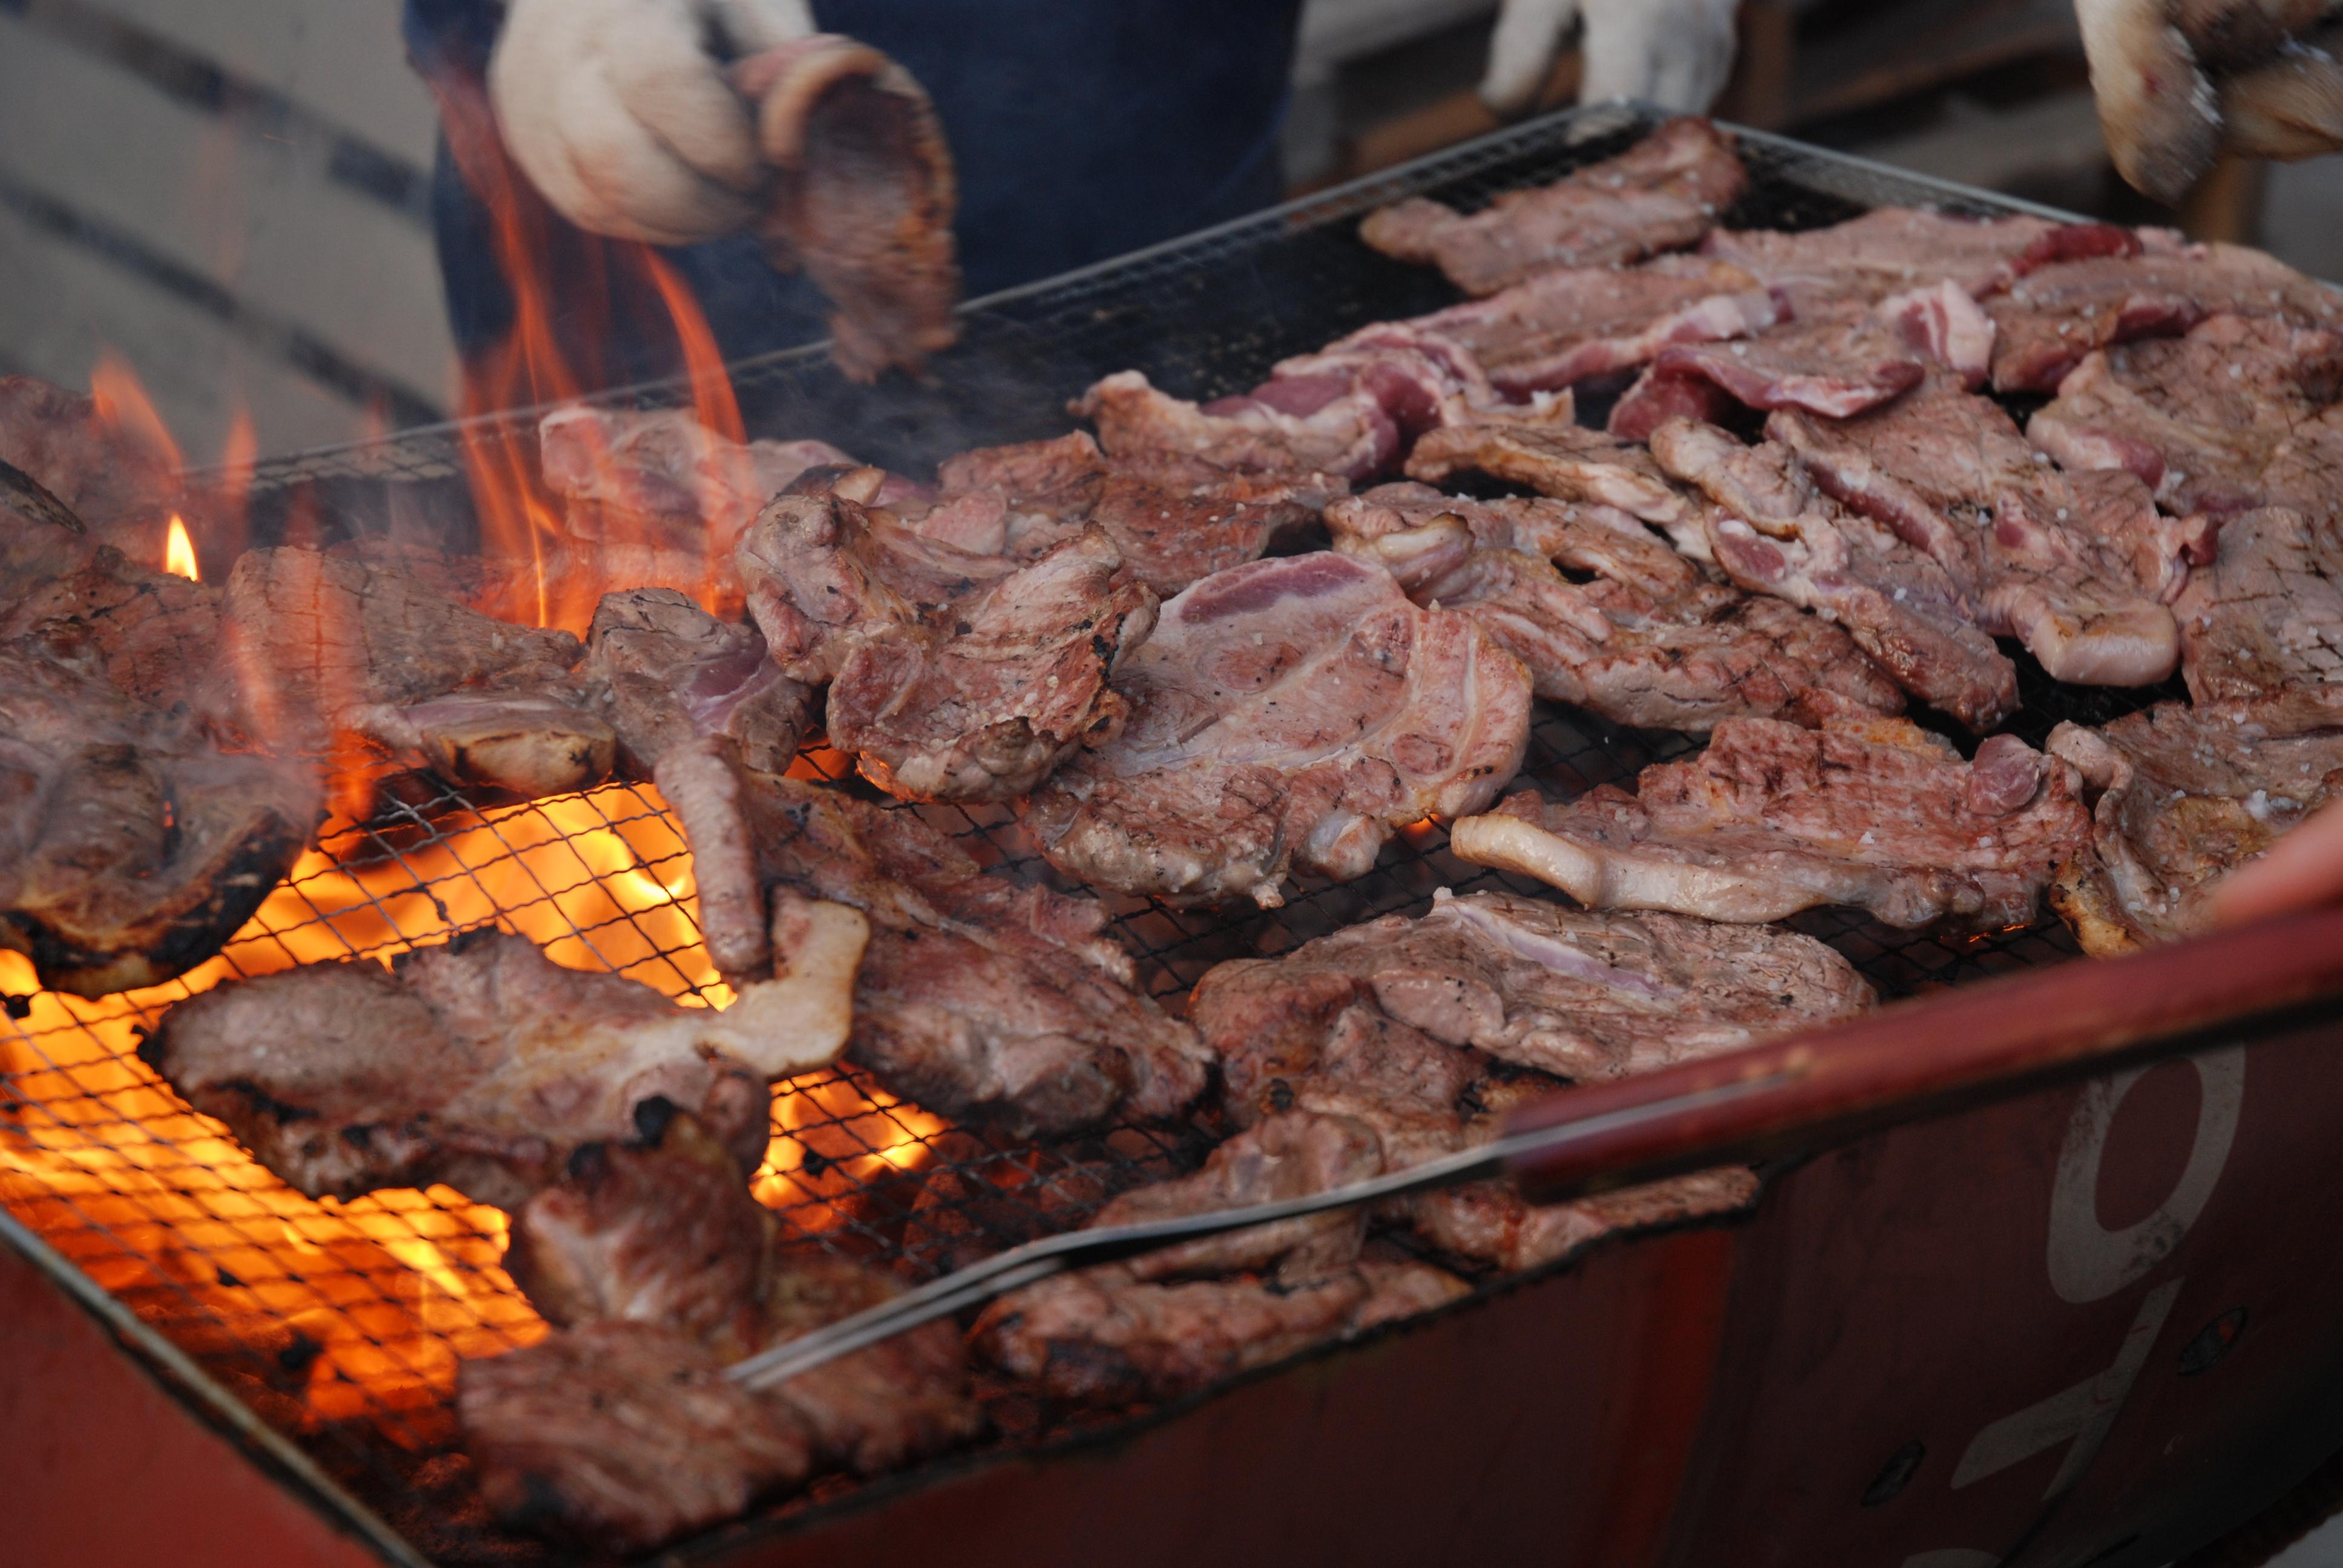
[2171,506,2343,720]
[2048,702,2343,953]
[142,918,867,1209]
[736,773,1210,1134]
[1328,483,1901,731]
[0,647,315,997]
[1360,117,1746,295]
[1648,418,2019,730]
[1024,551,1531,907]
[1452,715,2092,930]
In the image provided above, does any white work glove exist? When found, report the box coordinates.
[1482,0,1742,117]
[2077,0,2343,203]
[489,0,815,246]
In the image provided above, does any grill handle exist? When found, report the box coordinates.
[1501,904,2343,1204]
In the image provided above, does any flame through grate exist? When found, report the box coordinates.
[3,105,2166,1560]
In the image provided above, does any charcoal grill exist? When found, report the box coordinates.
[10,103,2343,1568]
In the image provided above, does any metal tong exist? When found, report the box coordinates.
[729,904,2343,1396]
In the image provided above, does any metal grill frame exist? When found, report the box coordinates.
[5,103,2186,1564]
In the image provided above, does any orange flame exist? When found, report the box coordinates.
[90,351,183,471]
[0,782,946,1431]
[162,514,200,580]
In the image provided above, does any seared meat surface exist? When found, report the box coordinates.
[471,1111,978,1552]
[1454,716,2092,930]
[1328,483,1900,731]
[738,773,1208,1134]
[541,405,861,557]
[2171,508,2343,719]
[585,587,812,777]
[1702,207,2134,305]
[1404,417,1700,549]
[0,647,314,996]
[2049,702,2343,954]
[1025,552,1530,907]
[1,545,223,713]
[917,430,1334,593]
[144,920,865,1208]
[1650,418,2020,729]
[1769,379,2186,687]
[1360,117,1746,295]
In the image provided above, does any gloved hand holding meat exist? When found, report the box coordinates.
[490,0,960,376]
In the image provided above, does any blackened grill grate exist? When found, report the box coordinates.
[4,103,2162,1563]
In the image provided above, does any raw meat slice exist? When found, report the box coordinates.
[1360,117,1746,295]
[1328,483,1901,731]
[1023,552,1531,907]
[737,774,1209,1134]
[2048,702,2343,954]
[1648,418,2019,729]
[1451,715,2092,931]
[822,528,1156,801]
[0,647,315,998]
[2027,313,2343,517]
[1984,243,2343,392]
[1407,254,1782,394]
[919,430,1334,592]
[1769,381,2184,686]
[143,920,867,1208]
[1702,207,2135,306]
[2172,506,2343,717]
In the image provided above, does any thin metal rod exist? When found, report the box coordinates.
[727,1066,1796,1392]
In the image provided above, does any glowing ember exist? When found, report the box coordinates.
[0,780,945,1430]
[162,514,199,581]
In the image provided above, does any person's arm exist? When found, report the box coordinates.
[2212,795,2343,927]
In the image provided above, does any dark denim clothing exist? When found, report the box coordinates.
[404,0,1300,382]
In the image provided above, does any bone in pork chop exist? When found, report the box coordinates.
[916,430,1334,593]
[1074,323,1549,482]
[469,1112,978,1551]
[1360,116,1746,296]
[144,918,867,1209]
[1700,208,2137,306]
[1328,483,1901,731]
[1404,254,1782,396]
[0,648,314,996]
[2047,702,2343,955]
[2027,313,2343,518]
[736,774,1209,1134]
[2171,507,2343,724]
[1768,380,2187,687]
[220,546,618,799]
[1452,715,2092,930]
[1024,551,1530,907]
[971,1109,1471,1404]
[1650,418,2020,730]
[736,486,1149,801]
[1984,243,2343,392]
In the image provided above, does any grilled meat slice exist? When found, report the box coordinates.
[738,774,1208,1134]
[1769,380,2184,687]
[902,1139,1135,1272]
[918,430,1333,593]
[2048,702,2343,955]
[504,1109,980,1475]
[1024,552,1530,907]
[1328,484,1900,731]
[1650,418,2019,730]
[1406,254,1781,396]
[220,546,617,799]
[823,529,1156,801]
[2171,508,2343,718]
[1360,116,1746,295]
[585,587,812,777]
[1453,716,2092,930]
[145,919,866,1208]
[1403,417,1704,549]
[0,544,223,713]
[0,374,191,577]
[2028,313,2343,518]
[541,404,861,552]
[1194,886,1874,1088]
[460,1320,811,1555]
[0,648,313,997]
[1702,208,2135,306]
[1984,243,2343,392]
[1075,324,1540,483]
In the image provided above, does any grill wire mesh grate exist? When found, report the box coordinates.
[5,103,2161,1562]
